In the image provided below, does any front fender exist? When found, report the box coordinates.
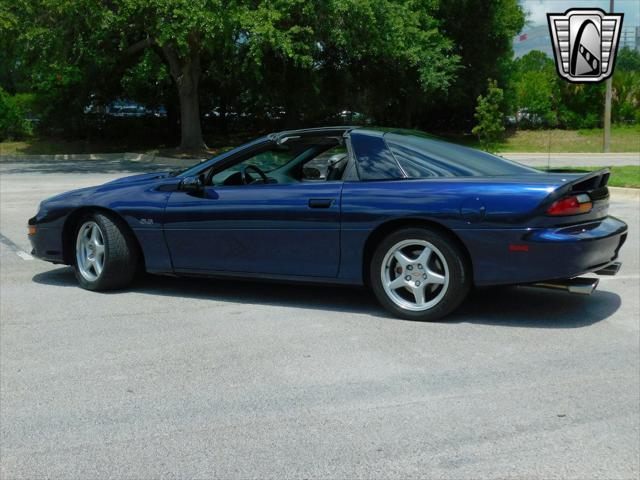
[30,177,180,272]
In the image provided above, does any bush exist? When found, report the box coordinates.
[472,79,505,151]
[509,52,560,129]
[0,88,33,141]
[613,71,640,124]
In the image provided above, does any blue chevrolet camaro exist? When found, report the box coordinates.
[29,127,627,320]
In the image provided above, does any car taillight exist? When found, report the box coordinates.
[547,193,593,216]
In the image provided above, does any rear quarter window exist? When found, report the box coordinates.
[385,132,540,177]
[350,133,404,181]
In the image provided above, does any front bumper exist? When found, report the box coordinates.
[457,216,628,286]
[28,218,64,264]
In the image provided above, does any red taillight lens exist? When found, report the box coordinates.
[547,194,593,216]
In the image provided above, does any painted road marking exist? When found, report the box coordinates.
[16,250,34,261]
[0,232,34,260]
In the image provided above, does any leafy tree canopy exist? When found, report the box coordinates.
[1,0,461,150]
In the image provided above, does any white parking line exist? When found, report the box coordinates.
[15,250,34,261]
[0,232,34,260]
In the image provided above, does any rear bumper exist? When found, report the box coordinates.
[456,216,628,286]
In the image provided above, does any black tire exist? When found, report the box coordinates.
[72,212,139,291]
[370,227,471,321]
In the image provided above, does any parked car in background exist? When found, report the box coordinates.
[84,100,166,118]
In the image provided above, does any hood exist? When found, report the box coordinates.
[103,171,171,185]
[40,171,172,206]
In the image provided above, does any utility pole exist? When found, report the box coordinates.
[603,0,613,152]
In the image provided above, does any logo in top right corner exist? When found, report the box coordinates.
[547,8,624,83]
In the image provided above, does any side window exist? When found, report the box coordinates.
[387,141,455,178]
[350,133,403,181]
[238,149,296,173]
[302,145,347,180]
[210,148,297,185]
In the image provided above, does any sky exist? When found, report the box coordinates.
[519,0,639,28]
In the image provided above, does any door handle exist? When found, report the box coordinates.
[308,198,335,208]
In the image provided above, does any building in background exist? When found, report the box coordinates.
[619,25,640,49]
[513,25,553,58]
[513,25,638,59]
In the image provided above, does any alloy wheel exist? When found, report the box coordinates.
[75,221,106,282]
[380,239,450,312]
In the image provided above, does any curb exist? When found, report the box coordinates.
[503,152,639,157]
[0,152,203,163]
[609,186,640,198]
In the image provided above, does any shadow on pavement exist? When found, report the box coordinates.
[33,266,621,328]
[449,286,621,328]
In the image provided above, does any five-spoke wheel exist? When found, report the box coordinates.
[75,221,106,282]
[371,227,471,321]
[72,212,139,291]
[381,239,449,312]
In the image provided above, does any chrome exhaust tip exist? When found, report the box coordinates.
[566,277,599,295]
[595,262,621,276]
[530,277,599,295]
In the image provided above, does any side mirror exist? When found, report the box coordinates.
[179,174,204,193]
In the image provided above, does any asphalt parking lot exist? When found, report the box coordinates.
[1,159,639,479]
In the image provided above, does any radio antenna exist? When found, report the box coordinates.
[547,128,551,171]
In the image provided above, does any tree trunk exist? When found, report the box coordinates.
[162,45,207,151]
[166,95,180,144]
[177,75,206,151]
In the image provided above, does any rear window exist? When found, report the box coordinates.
[385,132,540,177]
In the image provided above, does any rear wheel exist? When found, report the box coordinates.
[73,213,138,291]
[370,228,471,321]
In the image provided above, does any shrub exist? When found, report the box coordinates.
[472,79,505,151]
[0,88,33,141]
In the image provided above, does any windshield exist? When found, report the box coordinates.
[175,137,270,178]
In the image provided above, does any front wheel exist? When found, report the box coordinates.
[73,213,138,291]
[370,228,471,321]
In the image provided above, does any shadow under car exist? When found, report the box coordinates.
[32,267,621,328]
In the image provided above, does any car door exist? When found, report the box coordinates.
[163,150,343,278]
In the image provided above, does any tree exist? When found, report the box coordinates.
[2,0,321,149]
[2,0,461,150]
[510,51,560,128]
[431,0,525,129]
[612,47,640,124]
[203,0,460,130]
[472,79,505,150]
[616,46,640,73]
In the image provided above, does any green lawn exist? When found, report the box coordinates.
[538,166,640,188]
[439,126,640,153]
[0,138,137,156]
[0,131,253,158]
[2,127,639,157]
[496,126,640,153]
[0,138,232,158]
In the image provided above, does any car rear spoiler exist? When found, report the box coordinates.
[549,168,611,201]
